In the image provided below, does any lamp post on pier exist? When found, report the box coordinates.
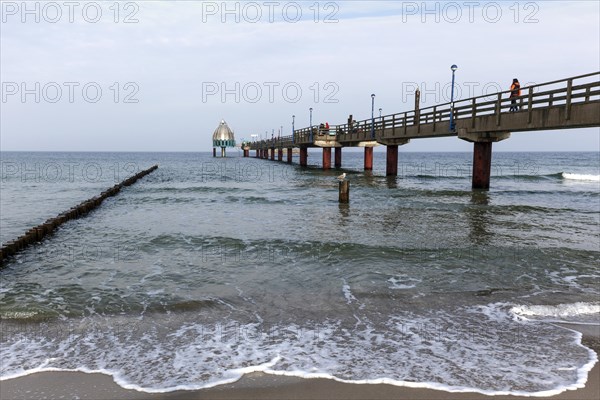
[450,64,458,131]
[379,108,382,119]
[309,107,314,142]
[292,115,295,143]
[371,94,376,138]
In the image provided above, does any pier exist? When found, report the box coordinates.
[244,72,600,189]
[0,165,159,265]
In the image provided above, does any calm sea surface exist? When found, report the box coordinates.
[1,151,599,395]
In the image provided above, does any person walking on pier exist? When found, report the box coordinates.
[509,78,521,112]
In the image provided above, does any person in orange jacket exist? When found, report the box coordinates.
[509,78,521,112]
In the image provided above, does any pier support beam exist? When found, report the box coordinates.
[459,130,511,190]
[323,148,332,170]
[221,147,226,158]
[213,148,216,157]
[255,149,259,158]
[287,148,293,163]
[380,139,409,176]
[472,142,492,190]
[270,148,275,160]
[364,147,373,170]
[300,147,308,167]
[386,145,398,176]
[278,148,283,161]
[335,147,342,168]
[243,149,249,157]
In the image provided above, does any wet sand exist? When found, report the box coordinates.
[2,324,598,400]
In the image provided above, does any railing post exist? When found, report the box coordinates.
[496,93,502,126]
[565,79,573,120]
[392,114,396,136]
[527,86,533,124]
[585,86,591,102]
[403,113,408,135]
[432,106,437,131]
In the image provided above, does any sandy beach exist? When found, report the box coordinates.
[2,324,598,400]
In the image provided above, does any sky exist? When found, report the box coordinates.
[1,0,599,152]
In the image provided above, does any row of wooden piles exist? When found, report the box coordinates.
[0,165,159,265]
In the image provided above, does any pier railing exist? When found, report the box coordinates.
[248,72,599,149]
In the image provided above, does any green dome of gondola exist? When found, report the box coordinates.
[212,120,236,148]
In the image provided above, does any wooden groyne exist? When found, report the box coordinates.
[0,165,158,266]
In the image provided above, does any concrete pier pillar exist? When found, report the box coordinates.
[244,149,249,157]
[278,148,283,161]
[270,148,275,160]
[458,130,510,190]
[472,142,492,190]
[287,148,293,163]
[364,147,373,170]
[323,148,332,170]
[213,148,216,157]
[335,147,342,168]
[255,149,259,158]
[300,147,308,167]
[221,147,226,158]
[386,145,398,176]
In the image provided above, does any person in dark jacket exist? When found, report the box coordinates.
[509,78,521,112]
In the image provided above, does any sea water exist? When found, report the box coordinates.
[0,150,598,395]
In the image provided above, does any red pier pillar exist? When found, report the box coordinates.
[255,149,259,158]
[278,148,283,161]
[472,142,493,190]
[270,148,275,160]
[386,145,398,176]
[334,147,342,168]
[300,147,308,167]
[244,149,249,157]
[364,147,373,170]
[323,148,331,170]
[287,148,293,163]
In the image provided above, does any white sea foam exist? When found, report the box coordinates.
[388,275,421,290]
[511,302,600,323]
[562,173,600,182]
[341,279,357,304]
[1,304,597,396]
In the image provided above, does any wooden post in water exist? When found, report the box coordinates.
[339,180,349,203]
[278,148,283,161]
[287,148,293,163]
[213,148,216,157]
